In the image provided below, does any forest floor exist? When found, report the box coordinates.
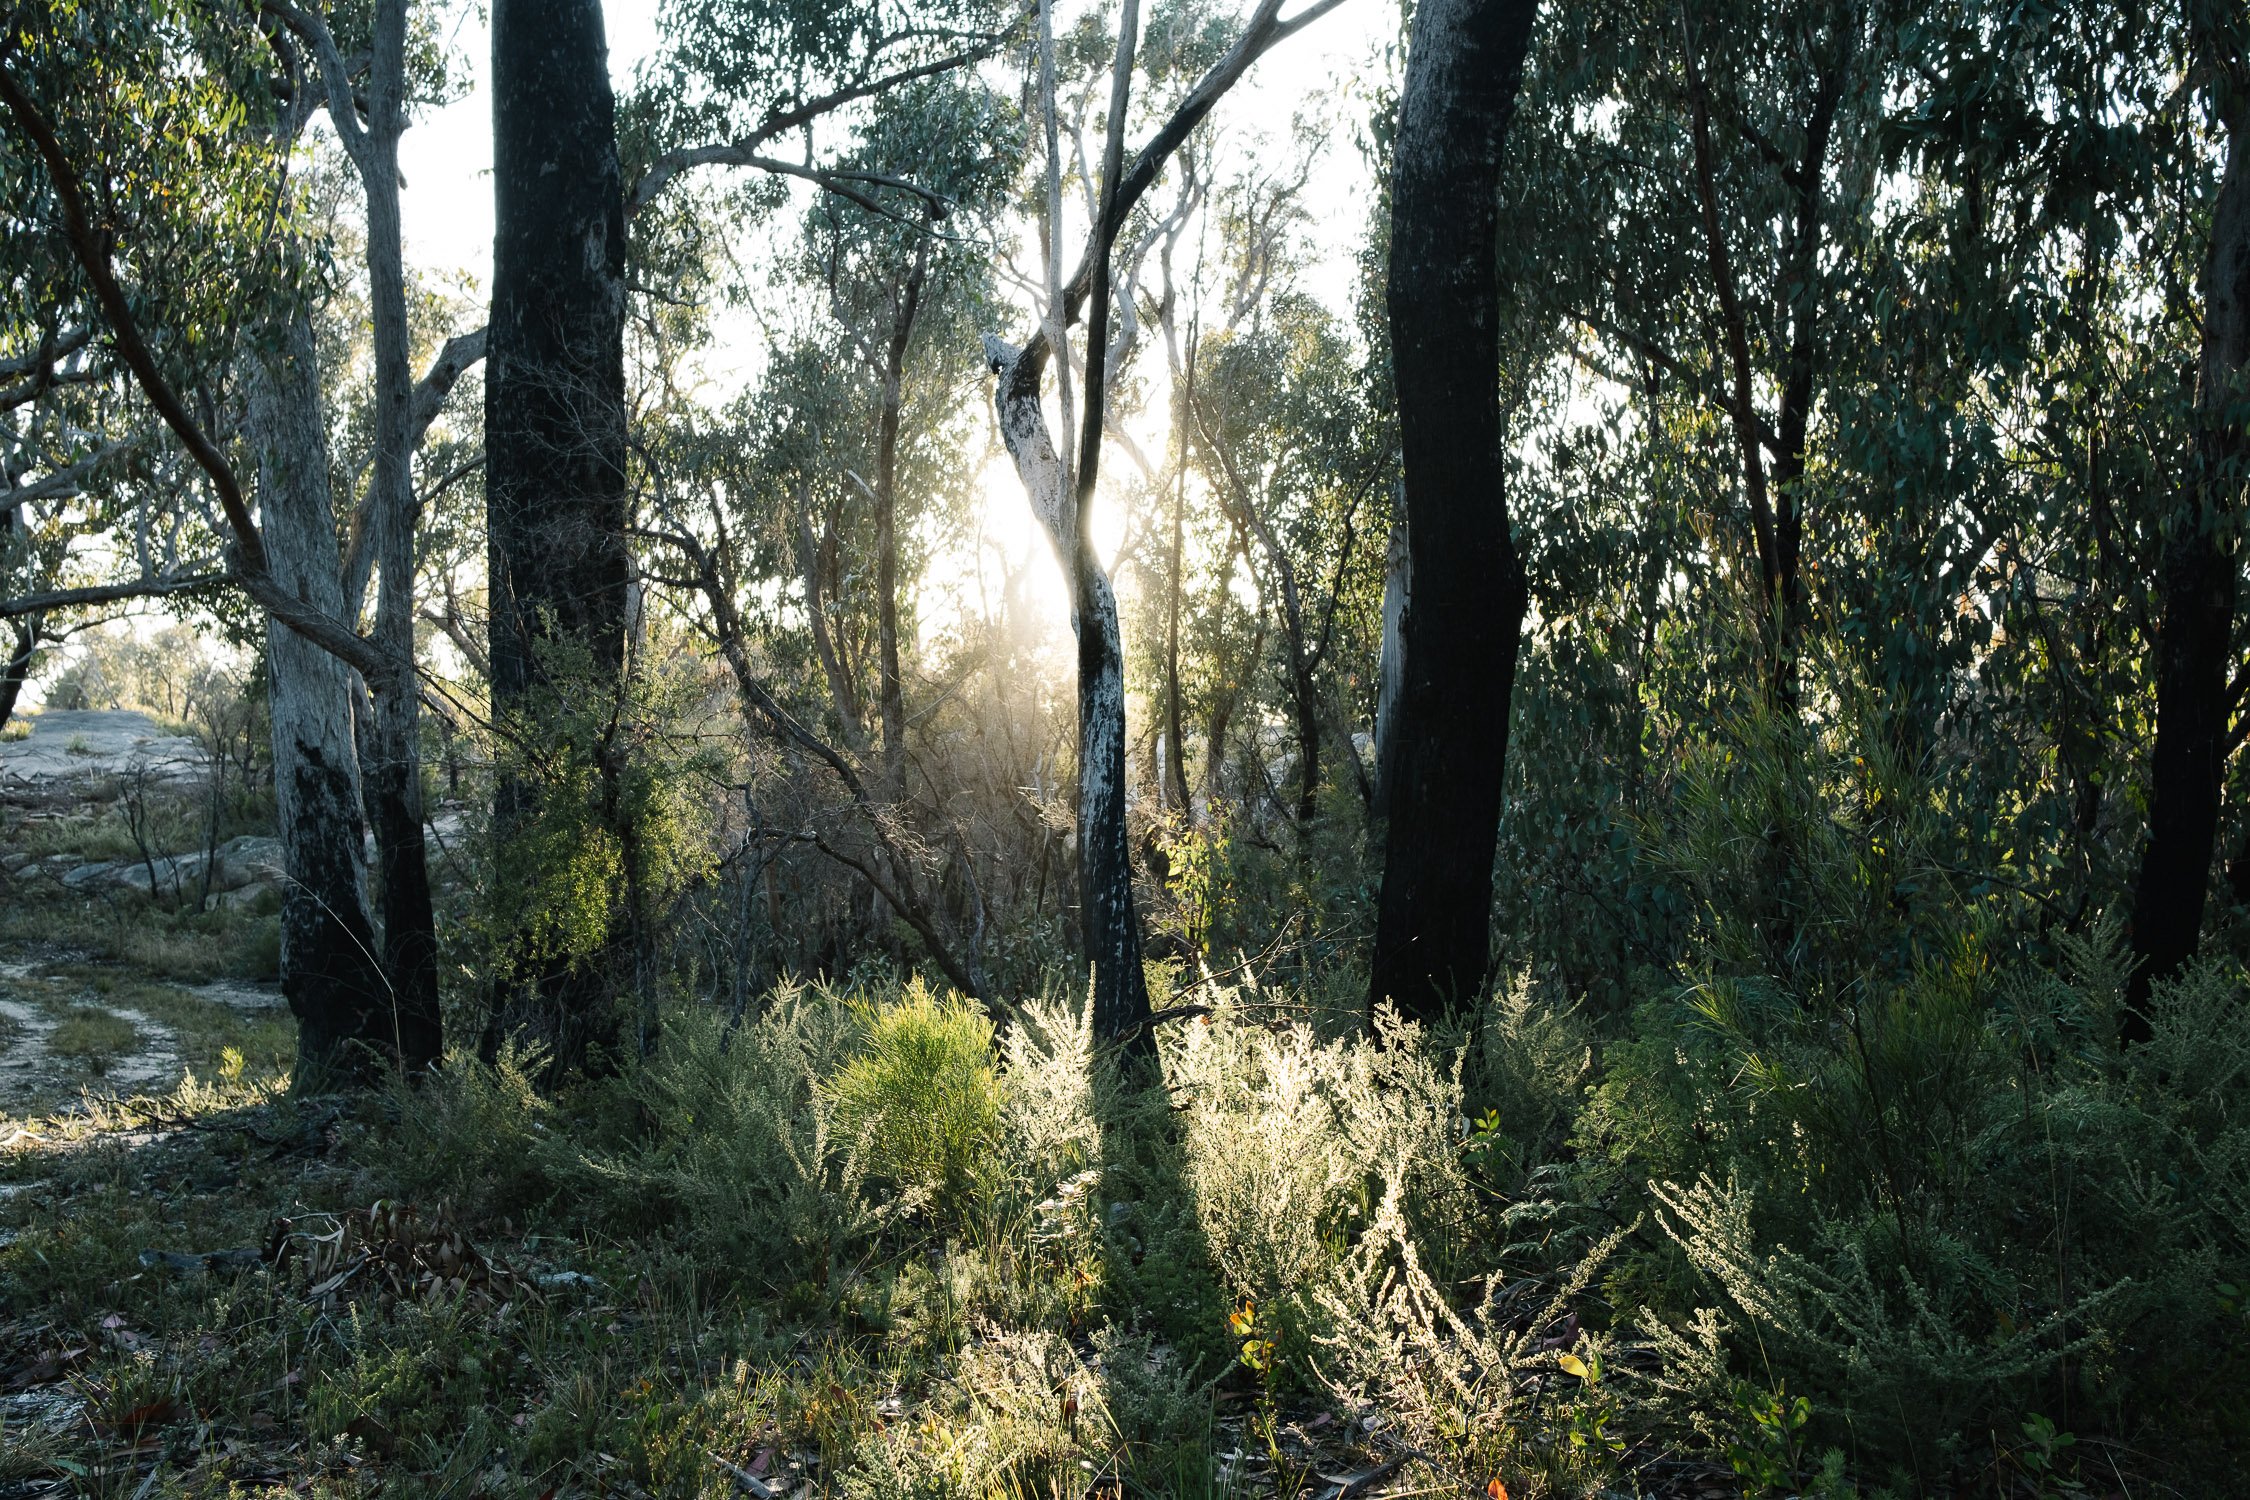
[0,752,1743,1500]
[0,798,1402,1500]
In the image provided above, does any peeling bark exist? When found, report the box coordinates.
[984,333,1150,1041]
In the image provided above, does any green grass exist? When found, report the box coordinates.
[46,1005,138,1063]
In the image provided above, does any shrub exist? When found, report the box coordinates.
[827,980,1002,1215]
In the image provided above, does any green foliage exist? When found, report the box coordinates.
[827,981,1002,1212]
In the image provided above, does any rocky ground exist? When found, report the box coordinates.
[0,710,302,1119]
[0,708,207,793]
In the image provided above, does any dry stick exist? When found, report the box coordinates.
[0,61,405,689]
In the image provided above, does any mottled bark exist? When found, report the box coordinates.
[985,331,1151,1041]
[2125,64,2249,1035]
[0,619,36,733]
[484,0,633,1075]
[248,319,397,1086]
[1367,0,1536,1021]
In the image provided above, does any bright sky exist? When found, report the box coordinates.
[396,0,1388,303]
[389,0,1391,678]
[35,0,1389,711]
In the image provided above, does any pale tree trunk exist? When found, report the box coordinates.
[283,0,448,1070]
[983,0,1152,1046]
[984,0,1340,1038]
[353,0,441,1061]
[248,318,396,1085]
[985,331,1151,1040]
[1367,0,1537,1022]
[2124,40,2248,1037]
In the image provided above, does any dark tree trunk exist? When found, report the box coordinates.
[2125,75,2249,1036]
[0,620,35,733]
[873,242,929,794]
[1074,557,1149,1036]
[1366,0,1537,1022]
[484,0,632,1076]
[248,318,397,1087]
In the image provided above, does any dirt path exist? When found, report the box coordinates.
[0,960,187,1114]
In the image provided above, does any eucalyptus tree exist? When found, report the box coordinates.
[476,0,1027,1068]
[479,0,636,1073]
[1191,291,1387,825]
[632,76,1019,1000]
[983,0,1345,1044]
[804,79,1018,793]
[2125,5,2248,1031]
[0,0,473,1079]
[264,0,483,1072]
[1364,0,1536,1021]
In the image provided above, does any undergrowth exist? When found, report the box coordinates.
[2,932,2244,1496]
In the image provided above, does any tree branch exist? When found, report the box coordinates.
[0,58,405,686]
[0,571,228,619]
[625,13,1034,214]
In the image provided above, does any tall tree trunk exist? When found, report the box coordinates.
[484,0,632,1076]
[248,318,396,1086]
[0,619,35,733]
[356,0,442,1070]
[984,0,1152,1047]
[2125,63,2249,1035]
[0,497,34,735]
[1366,0,1537,1022]
[1164,457,1191,813]
[873,242,929,794]
[1075,557,1148,1033]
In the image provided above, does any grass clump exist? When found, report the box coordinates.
[46,1005,136,1064]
